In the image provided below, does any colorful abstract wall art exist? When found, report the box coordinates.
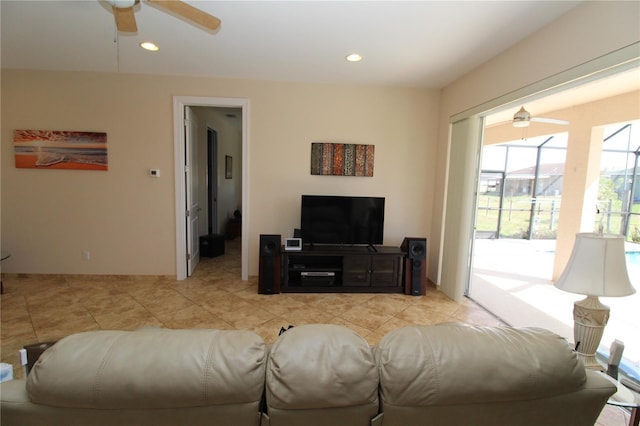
[310,142,374,177]
[14,130,108,171]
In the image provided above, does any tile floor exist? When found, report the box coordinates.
[0,240,503,377]
[0,239,629,424]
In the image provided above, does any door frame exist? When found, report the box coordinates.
[173,96,249,281]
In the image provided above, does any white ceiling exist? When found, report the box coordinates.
[1,0,582,89]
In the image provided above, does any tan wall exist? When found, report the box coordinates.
[433,1,640,290]
[1,71,439,276]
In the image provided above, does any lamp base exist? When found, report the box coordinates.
[573,295,610,371]
[577,353,604,371]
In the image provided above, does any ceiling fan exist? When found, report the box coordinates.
[105,0,221,33]
[511,106,569,128]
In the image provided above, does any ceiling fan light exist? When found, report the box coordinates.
[512,106,531,127]
[108,0,137,8]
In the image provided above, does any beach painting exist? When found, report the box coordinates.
[14,130,108,171]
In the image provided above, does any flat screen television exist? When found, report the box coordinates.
[300,195,385,246]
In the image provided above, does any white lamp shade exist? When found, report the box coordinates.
[554,233,636,297]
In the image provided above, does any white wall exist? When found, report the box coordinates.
[1,71,439,277]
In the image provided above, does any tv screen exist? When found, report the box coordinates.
[301,195,385,245]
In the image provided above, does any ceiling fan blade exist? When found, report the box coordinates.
[148,0,221,31]
[113,6,138,32]
[530,117,570,125]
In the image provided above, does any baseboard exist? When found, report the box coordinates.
[1,273,174,281]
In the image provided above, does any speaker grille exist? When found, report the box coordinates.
[410,243,425,259]
[402,237,426,261]
[260,234,281,257]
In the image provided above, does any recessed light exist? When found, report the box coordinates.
[140,42,159,52]
[345,53,362,62]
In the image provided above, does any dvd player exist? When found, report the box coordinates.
[300,271,335,277]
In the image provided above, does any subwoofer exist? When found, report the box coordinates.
[401,237,427,296]
[259,234,281,294]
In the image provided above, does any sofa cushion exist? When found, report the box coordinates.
[374,323,586,406]
[266,324,378,410]
[26,329,266,409]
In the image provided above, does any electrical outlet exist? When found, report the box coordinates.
[82,250,90,261]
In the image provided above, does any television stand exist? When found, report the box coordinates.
[281,245,403,293]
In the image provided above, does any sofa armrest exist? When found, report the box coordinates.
[1,380,43,424]
[1,380,30,405]
[583,370,618,400]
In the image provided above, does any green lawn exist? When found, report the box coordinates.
[476,194,640,241]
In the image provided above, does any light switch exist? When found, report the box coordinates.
[150,169,160,177]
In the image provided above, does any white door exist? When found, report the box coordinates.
[185,106,200,276]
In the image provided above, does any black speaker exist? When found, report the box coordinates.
[401,237,427,296]
[259,234,281,294]
[200,234,225,258]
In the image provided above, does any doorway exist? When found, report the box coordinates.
[466,69,640,377]
[173,96,249,281]
[207,128,219,236]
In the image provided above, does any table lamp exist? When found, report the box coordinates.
[554,232,636,370]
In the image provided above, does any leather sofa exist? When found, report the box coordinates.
[1,323,616,426]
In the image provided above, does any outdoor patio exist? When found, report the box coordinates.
[470,238,640,377]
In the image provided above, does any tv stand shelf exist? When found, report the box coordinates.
[282,246,404,293]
